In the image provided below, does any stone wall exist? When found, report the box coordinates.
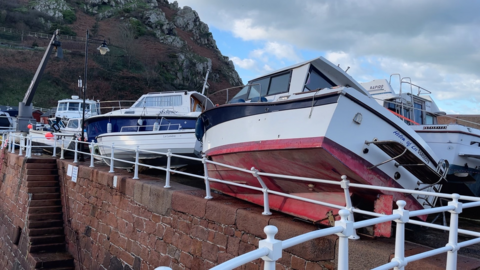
[438,115,480,129]
[0,152,34,269]
[55,157,338,270]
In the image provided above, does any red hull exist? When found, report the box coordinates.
[206,137,426,224]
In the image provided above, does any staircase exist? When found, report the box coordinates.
[25,158,74,270]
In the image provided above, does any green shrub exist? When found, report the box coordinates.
[50,23,77,36]
[62,10,76,24]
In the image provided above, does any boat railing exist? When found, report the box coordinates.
[119,123,182,132]
[99,100,136,113]
[5,132,480,270]
[206,83,262,104]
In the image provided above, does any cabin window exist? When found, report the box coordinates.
[58,103,67,111]
[67,119,79,129]
[268,73,291,95]
[68,103,80,111]
[190,97,204,112]
[413,102,423,124]
[303,67,336,92]
[135,95,182,108]
[232,86,249,101]
[248,77,269,100]
[425,114,435,125]
[386,102,396,112]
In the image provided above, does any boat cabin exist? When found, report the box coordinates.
[111,91,214,115]
[55,95,100,120]
[360,78,444,125]
[229,57,369,103]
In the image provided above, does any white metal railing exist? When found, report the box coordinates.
[4,132,480,269]
[119,123,182,132]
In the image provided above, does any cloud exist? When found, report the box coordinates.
[177,0,480,74]
[177,0,480,112]
[230,57,257,70]
[250,42,301,62]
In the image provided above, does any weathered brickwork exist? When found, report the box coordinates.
[0,153,38,270]
[7,149,480,269]
[438,115,480,128]
[53,158,338,270]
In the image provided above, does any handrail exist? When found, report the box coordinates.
[5,131,480,270]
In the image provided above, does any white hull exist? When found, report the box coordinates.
[97,129,201,168]
[203,88,442,210]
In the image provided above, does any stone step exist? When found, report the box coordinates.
[27,187,60,194]
[28,213,63,221]
[29,252,74,269]
[26,158,57,164]
[30,199,62,207]
[28,206,62,214]
[30,235,65,245]
[28,227,64,237]
[28,220,64,229]
[26,175,59,182]
[26,181,59,187]
[31,193,61,200]
[26,163,57,169]
[26,169,58,175]
[35,268,74,270]
[29,243,65,253]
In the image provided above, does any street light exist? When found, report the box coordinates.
[79,29,109,161]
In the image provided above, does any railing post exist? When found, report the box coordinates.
[26,135,31,158]
[1,133,4,150]
[60,137,65,160]
[202,154,212,199]
[73,138,79,163]
[109,143,115,173]
[89,140,95,168]
[133,146,139,180]
[391,200,409,270]
[7,133,12,152]
[340,175,359,239]
[258,225,282,270]
[251,167,271,215]
[10,133,15,153]
[19,134,24,156]
[335,209,353,270]
[52,134,57,157]
[164,149,171,188]
[446,194,462,270]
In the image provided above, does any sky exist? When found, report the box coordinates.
[176,0,480,114]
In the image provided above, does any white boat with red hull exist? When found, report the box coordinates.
[196,57,448,226]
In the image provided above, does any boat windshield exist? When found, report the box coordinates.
[303,67,336,92]
[134,95,182,108]
[66,119,79,129]
[68,102,80,111]
[231,71,291,101]
[58,102,67,111]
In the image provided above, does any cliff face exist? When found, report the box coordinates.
[0,0,242,107]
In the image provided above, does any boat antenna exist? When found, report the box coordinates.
[201,69,210,95]
[345,66,350,73]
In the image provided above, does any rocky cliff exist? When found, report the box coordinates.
[0,0,242,107]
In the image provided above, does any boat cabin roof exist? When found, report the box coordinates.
[230,57,369,103]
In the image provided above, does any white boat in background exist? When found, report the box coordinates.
[196,57,449,226]
[86,91,214,169]
[55,95,100,120]
[361,76,480,197]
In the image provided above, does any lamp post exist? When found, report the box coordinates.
[79,29,109,161]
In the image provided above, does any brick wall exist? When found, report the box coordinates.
[54,158,339,270]
[0,152,34,269]
[438,115,480,129]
